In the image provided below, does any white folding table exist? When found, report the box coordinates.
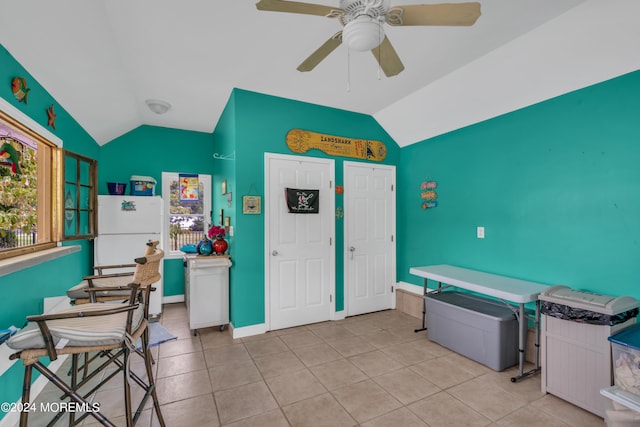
[409,264,550,382]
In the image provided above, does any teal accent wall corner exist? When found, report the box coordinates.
[99,125,216,297]
[211,91,237,319]
[397,70,640,299]
[218,88,400,328]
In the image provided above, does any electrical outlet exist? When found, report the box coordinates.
[477,227,485,239]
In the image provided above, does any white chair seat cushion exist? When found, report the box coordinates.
[67,276,133,299]
[6,303,145,351]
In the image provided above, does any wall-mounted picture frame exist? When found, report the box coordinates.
[243,196,261,214]
[221,179,227,195]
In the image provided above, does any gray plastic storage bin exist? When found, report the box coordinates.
[425,291,518,371]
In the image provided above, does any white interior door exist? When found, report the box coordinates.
[265,154,335,330]
[344,162,396,316]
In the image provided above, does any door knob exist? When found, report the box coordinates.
[272,250,279,256]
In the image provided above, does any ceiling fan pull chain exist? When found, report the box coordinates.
[377,23,382,80]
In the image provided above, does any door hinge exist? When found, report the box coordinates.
[391,184,394,191]
[330,180,333,189]
[391,235,394,242]
[330,294,333,303]
[391,286,394,293]
[329,237,332,246]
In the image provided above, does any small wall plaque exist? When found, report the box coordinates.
[243,196,261,214]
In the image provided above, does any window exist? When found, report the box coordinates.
[62,150,97,240]
[0,101,97,260]
[1,106,58,259]
[162,172,211,258]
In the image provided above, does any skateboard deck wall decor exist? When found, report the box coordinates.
[286,129,387,162]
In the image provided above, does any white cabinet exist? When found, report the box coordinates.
[184,255,231,335]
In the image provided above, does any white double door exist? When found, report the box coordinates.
[265,154,395,330]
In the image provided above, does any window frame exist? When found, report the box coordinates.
[61,150,98,241]
[161,172,212,259]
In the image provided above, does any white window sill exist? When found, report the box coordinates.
[0,245,81,278]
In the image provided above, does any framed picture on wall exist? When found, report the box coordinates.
[243,196,261,214]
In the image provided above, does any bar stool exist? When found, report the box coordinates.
[7,245,166,426]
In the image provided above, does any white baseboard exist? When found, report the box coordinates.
[397,280,434,295]
[230,322,268,339]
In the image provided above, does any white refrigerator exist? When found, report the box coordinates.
[95,195,164,318]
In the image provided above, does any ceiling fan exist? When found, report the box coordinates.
[256,0,481,77]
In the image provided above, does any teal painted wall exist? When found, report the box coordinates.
[219,89,400,328]
[4,36,639,417]
[0,45,100,416]
[99,125,215,296]
[398,70,640,299]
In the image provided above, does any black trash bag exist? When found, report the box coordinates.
[540,300,639,326]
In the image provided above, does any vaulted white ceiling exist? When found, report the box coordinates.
[1,1,638,147]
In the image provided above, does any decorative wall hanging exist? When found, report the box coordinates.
[243,196,261,214]
[421,181,438,209]
[286,129,386,162]
[336,207,344,219]
[0,138,23,175]
[213,151,235,161]
[286,188,320,213]
[335,185,344,195]
[11,77,30,104]
[179,173,199,201]
[64,189,75,228]
[46,104,56,130]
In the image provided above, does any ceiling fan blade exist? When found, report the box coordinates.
[256,0,343,17]
[297,32,343,72]
[371,36,405,77]
[387,2,481,26]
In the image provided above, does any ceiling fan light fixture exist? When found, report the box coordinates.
[342,15,384,51]
[145,99,171,114]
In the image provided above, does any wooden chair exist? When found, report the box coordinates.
[7,245,166,426]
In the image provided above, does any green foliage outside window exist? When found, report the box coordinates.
[0,141,37,248]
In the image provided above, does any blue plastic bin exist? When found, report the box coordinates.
[609,324,640,396]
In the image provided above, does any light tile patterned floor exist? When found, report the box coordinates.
[20,304,605,426]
